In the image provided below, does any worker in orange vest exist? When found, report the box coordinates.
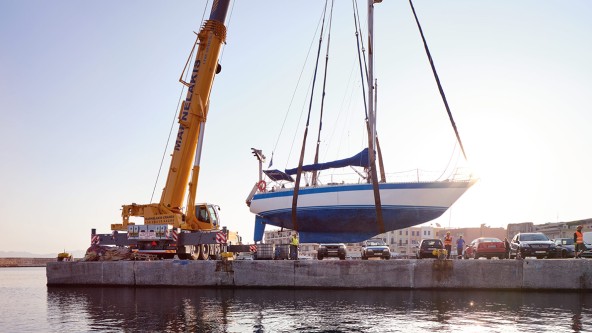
[574,225,585,258]
[444,231,452,259]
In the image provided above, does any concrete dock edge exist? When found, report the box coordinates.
[46,259,592,290]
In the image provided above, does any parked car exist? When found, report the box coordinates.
[509,232,558,259]
[581,246,592,258]
[553,238,576,258]
[463,237,505,259]
[416,239,444,259]
[317,243,347,260]
[553,238,592,258]
[361,238,391,260]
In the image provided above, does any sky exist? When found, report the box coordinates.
[1,0,591,254]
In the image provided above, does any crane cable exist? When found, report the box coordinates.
[409,0,468,161]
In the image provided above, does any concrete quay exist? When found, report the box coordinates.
[46,259,592,290]
[1,258,55,267]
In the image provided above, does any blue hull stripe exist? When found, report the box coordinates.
[253,181,472,200]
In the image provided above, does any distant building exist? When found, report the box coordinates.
[512,218,592,240]
[507,222,535,239]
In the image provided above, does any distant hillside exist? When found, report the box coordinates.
[0,250,86,258]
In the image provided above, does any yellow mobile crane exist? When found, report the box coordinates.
[91,0,240,260]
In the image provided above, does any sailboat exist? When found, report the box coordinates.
[246,0,476,244]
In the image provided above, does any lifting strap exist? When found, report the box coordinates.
[409,0,469,161]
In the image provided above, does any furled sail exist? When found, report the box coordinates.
[284,148,369,175]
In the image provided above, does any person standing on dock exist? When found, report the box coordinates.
[290,232,299,260]
[456,235,465,259]
[444,231,452,259]
[575,225,585,258]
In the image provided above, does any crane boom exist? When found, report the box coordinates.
[112,0,230,233]
[160,2,229,222]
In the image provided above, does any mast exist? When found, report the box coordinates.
[367,0,385,234]
[368,0,376,148]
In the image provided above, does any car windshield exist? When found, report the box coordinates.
[422,240,441,247]
[562,239,575,245]
[367,240,385,246]
[520,234,549,241]
[480,238,501,243]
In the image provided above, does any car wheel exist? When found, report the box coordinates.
[339,255,346,260]
[474,254,479,260]
[317,255,323,260]
[384,256,390,260]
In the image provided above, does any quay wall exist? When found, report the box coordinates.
[46,259,592,290]
[1,258,54,267]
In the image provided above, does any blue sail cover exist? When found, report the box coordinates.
[285,148,369,175]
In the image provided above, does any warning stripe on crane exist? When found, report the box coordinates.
[250,245,257,252]
[91,235,100,245]
[172,230,178,242]
[216,231,226,244]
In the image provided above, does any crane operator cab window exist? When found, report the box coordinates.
[197,207,209,222]
[207,205,219,228]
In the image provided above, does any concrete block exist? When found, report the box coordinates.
[233,260,295,287]
[522,258,592,290]
[46,262,134,286]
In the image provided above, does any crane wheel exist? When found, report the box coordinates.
[189,246,200,260]
[198,244,209,260]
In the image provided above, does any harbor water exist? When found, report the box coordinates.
[2,267,592,332]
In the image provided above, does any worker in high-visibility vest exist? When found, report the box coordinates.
[444,231,452,259]
[290,232,299,260]
[574,225,585,258]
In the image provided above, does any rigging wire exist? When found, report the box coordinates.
[292,0,330,231]
[409,0,469,161]
[150,0,211,203]
[353,0,369,82]
[324,57,357,160]
[435,141,459,181]
[352,0,368,121]
[354,0,386,182]
[269,8,327,171]
[312,0,335,186]
[219,0,235,60]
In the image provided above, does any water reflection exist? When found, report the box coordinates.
[46,287,592,332]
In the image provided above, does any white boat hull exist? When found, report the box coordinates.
[250,180,475,243]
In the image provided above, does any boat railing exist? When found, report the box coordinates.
[266,167,474,191]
